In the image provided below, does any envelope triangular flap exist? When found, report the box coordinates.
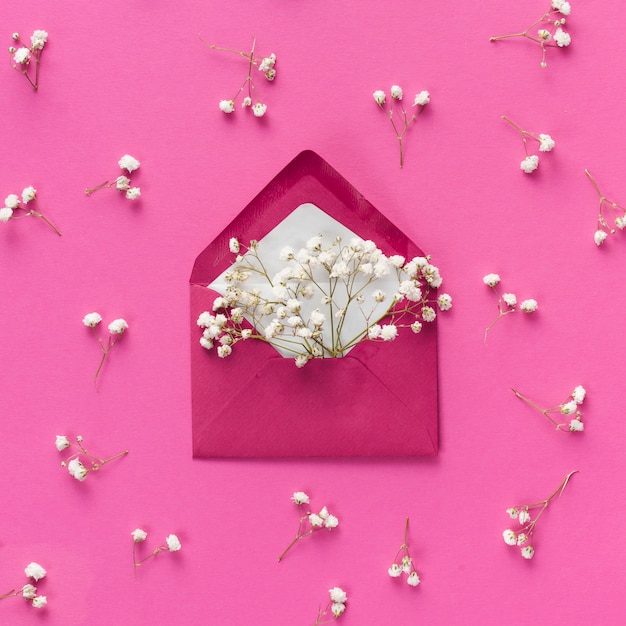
[190,150,439,457]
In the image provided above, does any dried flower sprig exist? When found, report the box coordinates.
[387,517,421,587]
[489,0,572,67]
[83,312,129,385]
[0,562,47,609]
[501,116,555,174]
[85,155,141,200]
[512,385,585,432]
[56,435,128,481]
[483,273,537,342]
[1,187,62,235]
[200,35,275,117]
[586,169,626,246]
[312,587,348,624]
[132,529,182,570]
[8,30,48,91]
[503,470,578,559]
[372,86,430,168]
[199,236,450,367]
[278,492,339,562]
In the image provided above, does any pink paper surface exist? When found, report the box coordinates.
[1,0,625,624]
[190,151,438,457]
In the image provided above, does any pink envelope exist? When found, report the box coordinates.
[190,150,439,457]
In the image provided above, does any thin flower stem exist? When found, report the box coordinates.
[277,527,315,562]
[0,589,17,600]
[31,211,62,236]
[511,388,565,429]
[85,180,112,195]
[134,545,166,567]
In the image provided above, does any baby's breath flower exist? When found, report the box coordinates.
[520,545,535,559]
[219,99,234,113]
[483,273,501,287]
[407,572,421,586]
[553,27,571,47]
[572,385,586,404]
[569,418,584,432]
[388,563,402,577]
[521,155,540,174]
[67,458,88,481]
[22,186,36,203]
[21,584,37,599]
[422,306,436,322]
[125,187,141,200]
[13,47,30,64]
[252,102,267,117]
[390,85,403,100]
[24,563,46,582]
[292,491,310,505]
[108,318,128,334]
[437,293,452,311]
[329,588,347,604]
[115,176,131,191]
[32,596,47,608]
[503,529,517,546]
[132,528,148,542]
[560,400,577,415]
[594,230,608,246]
[4,194,19,209]
[166,534,182,551]
[0,207,13,222]
[520,299,538,312]
[83,312,102,328]
[229,237,240,253]
[55,435,70,451]
[373,90,386,105]
[502,293,517,307]
[539,133,556,152]
[414,90,430,106]
[118,155,140,172]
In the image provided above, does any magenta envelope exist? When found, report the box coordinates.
[190,150,439,457]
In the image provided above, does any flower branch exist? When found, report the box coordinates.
[56,434,128,481]
[83,312,129,386]
[278,492,338,562]
[502,470,579,559]
[8,30,48,91]
[0,563,47,609]
[1,187,61,235]
[388,517,421,587]
[501,116,555,174]
[85,155,141,200]
[132,529,181,571]
[512,385,585,432]
[312,587,347,624]
[586,169,626,246]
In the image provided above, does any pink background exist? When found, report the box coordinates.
[0,0,624,624]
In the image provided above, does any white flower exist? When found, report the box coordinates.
[616,217,626,230]
[291,491,310,505]
[22,186,36,203]
[166,534,182,551]
[295,355,309,368]
[518,510,531,524]
[25,563,47,581]
[229,237,240,253]
[594,230,608,246]
[82,312,102,327]
[115,176,131,191]
[554,28,571,47]
[516,533,529,546]
[30,30,48,49]
[68,458,88,481]
[521,545,535,559]
[279,246,295,261]
[118,155,140,172]
[502,293,517,307]
[422,306,436,322]
[13,47,30,64]
[506,507,519,519]
[22,584,37,599]
[32,596,47,608]
[373,90,386,105]
[309,309,325,327]
[503,529,517,546]
[552,0,571,16]
[390,85,403,100]
[538,29,551,41]
[55,435,70,451]
[329,587,347,604]
[132,528,148,542]
[125,187,141,200]
[0,207,13,222]
[324,515,339,529]
[242,96,252,107]
[108,318,128,334]
[368,324,382,339]
[520,299,538,313]
[309,513,323,527]
[483,273,501,287]
[217,344,232,358]
[252,102,267,117]
[265,69,276,81]
[389,254,405,268]
[410,321,422,333]
[407,572,421,586]
[372,289,386,303]
[388,563,402,577]
[520,155,539,174]
[219,99,235,113]
[437,293,453,311]
[380,324,398,341]
[4,193,19,208]
[572,385,586,405]
[414,90,430,106]
[538,134,555,152]
[569,418,584,432]
[306,235,322,251]
[560,400,577,415]
[331,603,346,617]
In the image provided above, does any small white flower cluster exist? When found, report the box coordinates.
[490,1,572,67]
[312,587,348,623]
[57,434,128,481]
[132,529,182,569]
[198,236,450,367]
[204,37,275,118]
[502,470,578,560]
[0,562,47,609]
[8,30,48,91]
[501,116,555,174]
[512,385,586,432]
[85,155,141,200]
[1,186,62,235]
[278,491,339,561]
[483,273,538,342]
[372,86,430,167]
[388,518,421,588]
[586,169,626,246]
[83,312,129,385]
